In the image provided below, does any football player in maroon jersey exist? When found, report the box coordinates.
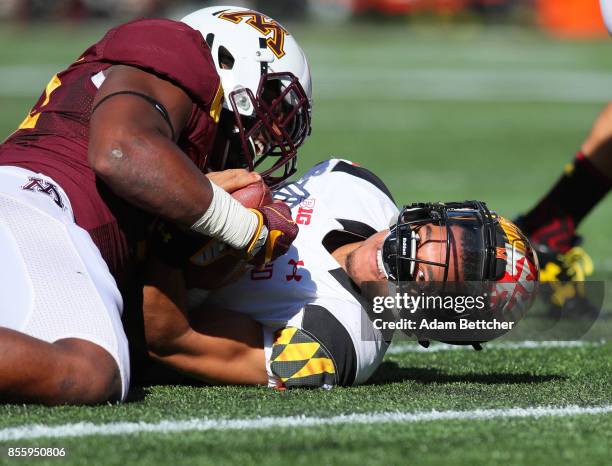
[0,6,311,405]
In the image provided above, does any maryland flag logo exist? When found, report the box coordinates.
[270,327,336,388]
[218,10,288,58]
[498,216,527,256]
[490,216,539,318]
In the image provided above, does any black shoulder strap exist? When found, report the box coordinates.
[322,219,378,253]
[91,90,176,140]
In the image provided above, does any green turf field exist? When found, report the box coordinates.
[0,21,610,466]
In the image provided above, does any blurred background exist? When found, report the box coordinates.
[0,0,611,277]
[0,0,608,36]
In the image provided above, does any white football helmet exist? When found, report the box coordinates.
[182,5,312,186]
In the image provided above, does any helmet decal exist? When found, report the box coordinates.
[218,10,289,58]
[490,216,539,319]
[496,216,538,279]
[498,216,526,253]
[490,254,538,320]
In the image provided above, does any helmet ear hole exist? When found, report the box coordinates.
[205,33,214,48]
[218,46,235,70]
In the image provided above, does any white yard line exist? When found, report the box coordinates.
[386,340,604,354]
[314,67,612,102]
[0,65,610,102]
[0,65,59,97]
[0,405,610,441]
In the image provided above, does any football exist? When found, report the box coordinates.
[184,179,273,290]
[230,178,274,209]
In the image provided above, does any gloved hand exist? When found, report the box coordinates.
[246,201,299,266]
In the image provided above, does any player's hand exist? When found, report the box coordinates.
[205,169,261,194]
[246,201,298,266]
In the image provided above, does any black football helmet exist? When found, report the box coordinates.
[379,201,539,347]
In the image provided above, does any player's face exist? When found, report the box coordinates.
[345,230,390,286]
[251,79,291,156]
[411,223,466,282]
[345,223,467,287]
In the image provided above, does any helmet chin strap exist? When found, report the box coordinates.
[409,231,420,276]
[379,229,420,280]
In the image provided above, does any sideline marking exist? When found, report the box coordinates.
[386,340,603,354]
[0,405,611,441]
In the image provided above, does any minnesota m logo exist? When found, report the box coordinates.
[22,177,64,209]
[218,10,288,58]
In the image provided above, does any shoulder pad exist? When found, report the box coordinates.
[95,19,220,108]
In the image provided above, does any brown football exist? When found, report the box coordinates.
[184,179,273,290]
[230,178,274,209]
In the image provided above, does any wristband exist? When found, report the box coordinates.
[190,181,260,250]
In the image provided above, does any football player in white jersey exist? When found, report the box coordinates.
[142,159,539,389]
[204,158,399,387]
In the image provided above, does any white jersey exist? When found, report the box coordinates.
[207,159,399,386]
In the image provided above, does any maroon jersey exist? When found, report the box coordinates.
[0,19,222,281]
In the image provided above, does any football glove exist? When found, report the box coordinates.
[535,237,597,318]
[245,202,298,266]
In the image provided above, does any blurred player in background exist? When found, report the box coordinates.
[0,6,311,405]
[143,159,538,389]
[515,103,611,284]
[512,0,612,312]
[515,103,611,315]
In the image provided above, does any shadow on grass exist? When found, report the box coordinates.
[367,362,565,386]
[124,386,148,403]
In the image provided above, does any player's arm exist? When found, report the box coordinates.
[89,66,297,263]
[89,65,221,225]
[142,257,267,385]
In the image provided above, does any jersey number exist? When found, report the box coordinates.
[296,206,313,225]
[251,263,274,280]
[17,74,62,130]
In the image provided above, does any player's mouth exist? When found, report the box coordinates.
[376,247,388,280]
